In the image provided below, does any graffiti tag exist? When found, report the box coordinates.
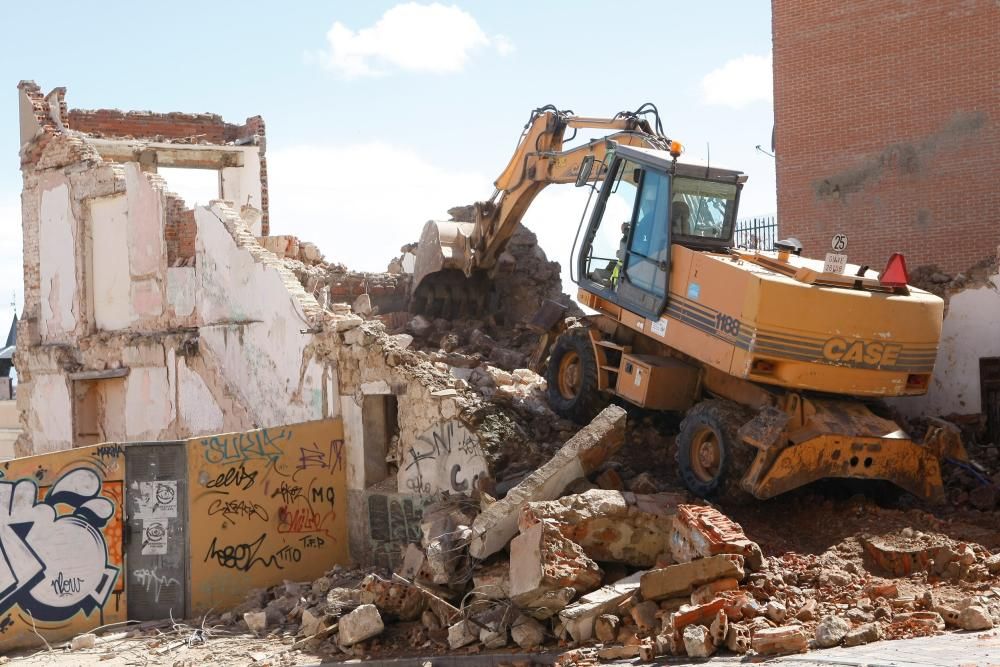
[402,421,484,495]
[270,482,303,504]
[132,568,181,605]
[276,507,332,536]
[205,464,257,491]
[204,534,282,572]
[298,535,325,549]
[207,498,269,523]
[293,440,345,480]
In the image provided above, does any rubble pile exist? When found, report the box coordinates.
[202,405,1000,663]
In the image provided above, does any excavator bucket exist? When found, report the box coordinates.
[410,220,491,318]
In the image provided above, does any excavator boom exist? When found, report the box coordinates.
[410,105,673,315]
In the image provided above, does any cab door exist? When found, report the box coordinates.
[616,168,672,317]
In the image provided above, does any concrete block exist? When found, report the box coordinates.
[709,609,728,645]
[630,600,660,633]
[469,405,627,560]
[519,489,683,567]
[70,633,97,650]
[751,625,808,655]
[338,604,384,646]
[595,614,620,642]
[358,574,425,621]
[300,608,325,637]
[472,560,510,599]
[510,520,603,618]
[671,504,764,570]
[640,554,745,601]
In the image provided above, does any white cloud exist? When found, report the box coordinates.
[266,142,487,270]
[701,54,773,109]
[311,3,511,78]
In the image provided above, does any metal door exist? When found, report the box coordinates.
[125,442,188,620]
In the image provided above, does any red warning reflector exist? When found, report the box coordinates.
[880,252,909,287]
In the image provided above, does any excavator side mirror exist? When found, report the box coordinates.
[575,155,595,187]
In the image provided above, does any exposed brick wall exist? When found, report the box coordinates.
[164,194,197,267]
[67,107,270,235]
[772,0,1000,274]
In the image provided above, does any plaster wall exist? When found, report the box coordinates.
[194,204,334,427]
[90,194,132,330]
[25,374,72,453]
[124,367,174,440]
[220,147,262,234]
[38,177,77,342]
[177,357,224,435]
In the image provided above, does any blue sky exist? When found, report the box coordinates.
[0,1,775,310]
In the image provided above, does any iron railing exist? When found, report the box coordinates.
[733,216,778,251]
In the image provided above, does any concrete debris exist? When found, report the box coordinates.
[751,625,809,655]
[682,624,715,658]
[671,504,764,570]
[557,570,644,642]
[594,614,620,642]
[814,614,850,648]
[958,605,994,630]
[519,489,683,567]
[70,633,97,650]
[843,622,884,647]
[447,620,478,649]
[725,623,751,653]
[509,520,604,618]
[469,405,627,560]
[640,554,745,601]
[338,604,384,647]
[244,611,268,636]
[510,614,546,649]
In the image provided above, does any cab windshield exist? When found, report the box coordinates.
[670,177,738,240]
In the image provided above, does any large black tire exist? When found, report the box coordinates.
[676,399,754,499]
[545,331,606,424]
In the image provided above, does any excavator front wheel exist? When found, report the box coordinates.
[676,399,754,499]
[546,331,606,424]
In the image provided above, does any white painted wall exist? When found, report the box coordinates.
[194,204,333,427]
[177,357,224,435]
[397,419,487,496]
[38,177,77,341]
[167,267,196,318]
[26,375,73,453]
[91,194,132,330]
[124,367,174,440]
[897,275,1000,417]
[220,147,262,234]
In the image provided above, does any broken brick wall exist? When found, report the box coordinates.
[772,1,1000,274]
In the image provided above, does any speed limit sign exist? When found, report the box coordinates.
[831,234,848,252]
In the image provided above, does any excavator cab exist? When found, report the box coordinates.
[577,143,745,320]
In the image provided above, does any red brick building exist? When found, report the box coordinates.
[772,0,1000,274]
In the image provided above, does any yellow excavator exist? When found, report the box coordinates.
[411,104,967,502]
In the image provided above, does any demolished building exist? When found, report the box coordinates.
[13,81,572,568]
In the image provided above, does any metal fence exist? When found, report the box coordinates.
[733,216,778,251]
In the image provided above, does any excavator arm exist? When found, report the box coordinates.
[411,105,675,315]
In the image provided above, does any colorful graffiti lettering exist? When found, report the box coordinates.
[276,507,332,536]
[199,428,289,466]
[0,469,119,622]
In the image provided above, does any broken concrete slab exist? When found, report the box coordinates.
[447,619,478,649]
[519,489,684,567]
[843,622,883,647]
[557,570,645,643]
[469,405,626,560]
[671,504,764,570]
[510,614,546,649]
[640,554,745,601]
[338,604,384,647]
[510,520,603,618]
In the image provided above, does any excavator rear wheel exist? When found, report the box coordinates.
[676,399,754,499]
[546,330,606,424]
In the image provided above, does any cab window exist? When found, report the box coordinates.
[671,177,738,240]
[582,159,640,288]
[624,169,670,297]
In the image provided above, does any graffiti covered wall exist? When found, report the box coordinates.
[0,444,126,651]
[188,419,348,612]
